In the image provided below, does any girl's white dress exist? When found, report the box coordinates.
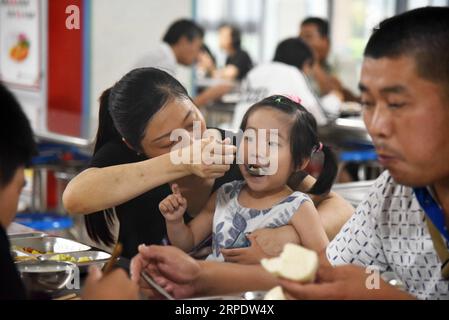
[207,180,311,261]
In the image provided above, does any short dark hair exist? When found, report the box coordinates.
[273,38,314,70]
[301,17,329,38]
[163,19,204,45]
[220,24,242,50]
[0,83,36,187]
[364,7,449,100]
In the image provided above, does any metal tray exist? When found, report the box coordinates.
[10,236,91,255]
[9,232,47,240]
[11,249,38,262]
[38,251,111,273]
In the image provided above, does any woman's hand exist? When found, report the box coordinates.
[130,245,201,299]
[251,226,301,257]
[159,184,187,222]
[81,266,139,300]
[221,234,269,265]
[177,136,236,179]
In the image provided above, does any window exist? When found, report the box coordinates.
[330,0,396,93]
[408,0,449,9]
[195,0,329,65]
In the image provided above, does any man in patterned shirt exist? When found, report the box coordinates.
[279,7,449,299]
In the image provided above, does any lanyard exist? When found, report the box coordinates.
[414,187,449,244]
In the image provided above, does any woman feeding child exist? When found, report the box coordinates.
[159,95,336,263]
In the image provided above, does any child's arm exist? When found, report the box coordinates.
[289,200,329,253]
[159,184,217,253]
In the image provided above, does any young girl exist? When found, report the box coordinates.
[159,95,337,263]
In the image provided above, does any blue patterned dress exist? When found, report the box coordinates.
[207,180,311,261]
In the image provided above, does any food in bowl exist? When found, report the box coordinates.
[48,254,93,263]
[12,245,52,255]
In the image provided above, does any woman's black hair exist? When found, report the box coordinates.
[85,67,190,246]
[273,37,314,71]
[239,95,337,195]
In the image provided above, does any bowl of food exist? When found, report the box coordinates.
[16,260,76,294]
[38,251,111,273]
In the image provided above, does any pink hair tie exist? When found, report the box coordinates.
[282,94,302,104]
[314,142,323,153]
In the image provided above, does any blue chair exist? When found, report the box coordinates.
[14,213,73,232]
[23,143,90,235]
[338,148,382,181]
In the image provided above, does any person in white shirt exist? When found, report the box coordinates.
[134,19,204,77]
[230,38,340,131]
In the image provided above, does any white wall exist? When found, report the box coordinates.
[90,0,192,126]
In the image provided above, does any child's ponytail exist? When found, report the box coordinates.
[308,144,338,195]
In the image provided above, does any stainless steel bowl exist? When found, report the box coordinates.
[16,260,75,293]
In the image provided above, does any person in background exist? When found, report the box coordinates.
[300,17,358,102]
[199,24,253,81]
[231,37,341,131]
[135,19,204,77]
[197,44,217,78]
[0,83,138,300]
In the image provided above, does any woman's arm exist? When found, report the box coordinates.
[248,174,353,257]
[64,153,188,215]
[63,139,236,215]
[289,201,329,253]
[290,174,354,240]
[162,190,217,253]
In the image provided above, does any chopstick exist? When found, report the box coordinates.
[140,271,175,300]
[54,293,78,300]
[102,242,122,275]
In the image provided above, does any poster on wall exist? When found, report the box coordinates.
[0,0,41,89]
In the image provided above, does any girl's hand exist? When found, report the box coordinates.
[221,234,269,265]
[180,136,236,179]
[159,184,187,223]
